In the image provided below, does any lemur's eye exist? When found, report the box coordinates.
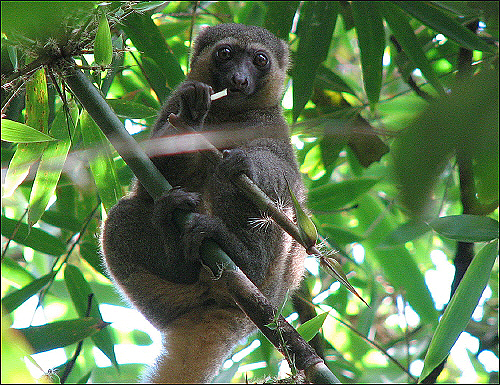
[216,46,232,60]
[253,52,269,68]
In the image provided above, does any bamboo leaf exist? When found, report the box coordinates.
[287,177,317,248]
[356,194,439,325]
[263,1,299,40]
[297,312,329,342]
[1,258,36,287]
[429,215,499,243]
[94,14,113,66]
[308,178,379,211]
[395,1,494,52]
[25,64,49,133]
[106,99,158,119]
[64,265,119,369]
[419,240,499,381]
[2,272,56,313]
[41,210,82,233]
[351,2,385,107]
[3,142,46,198]
[380,219,432,247]
[321,224,363,245]
[293,1,338,120]
[28,103,78,226]
[2,323,35,383]
[391,67,498,217]
[378,1,446,97]
[320,256,369,307]
[1,215,66,256]
[1,119,56,143]
[15,317,107,353]
[3,66,49,197]
[80,110,122,212]
[121,12,185,103]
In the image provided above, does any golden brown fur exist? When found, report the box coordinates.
[101,23,306,383]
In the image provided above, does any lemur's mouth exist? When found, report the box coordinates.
[228,88,253,97]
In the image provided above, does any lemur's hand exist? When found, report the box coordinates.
[168,81,213,129]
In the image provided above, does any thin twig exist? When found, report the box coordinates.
[60,294,94,384]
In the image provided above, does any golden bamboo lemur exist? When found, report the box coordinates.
[101,23,306,383]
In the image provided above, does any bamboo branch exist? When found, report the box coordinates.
[168,111,320,254]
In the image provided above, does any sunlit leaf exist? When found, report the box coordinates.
[3,66,49,197]
[2,319,35,383]
[1,120,56,143]
[3,142,46,198]
[1,216,66,256]
[28,103,78,226]
[94,14,113,66]
[25,64,49,133]
[1,258,36,287]
[64,265,119,369]
[15,317,107,353]
[429,215,499,243]
[80,110,122,212]
[419,240,499,381]
[297,311,329,342]
[2,272,56,313]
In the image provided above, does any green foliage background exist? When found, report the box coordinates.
[1,1,498,383]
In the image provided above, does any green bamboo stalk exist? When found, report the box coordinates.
[61,62,235,277]
[62,64,171,199]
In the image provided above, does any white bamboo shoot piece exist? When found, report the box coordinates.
[211,89,228,101]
